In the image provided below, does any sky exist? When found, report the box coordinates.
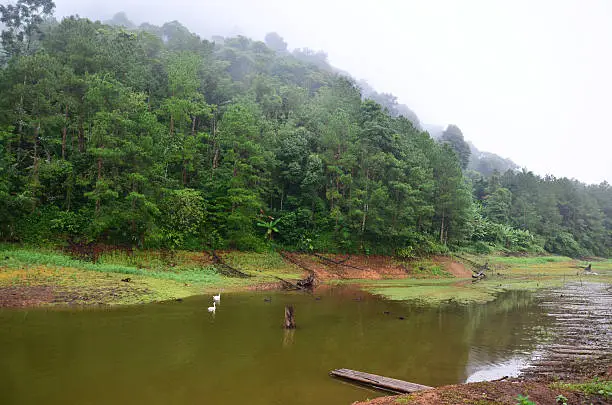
[50,0,612,184]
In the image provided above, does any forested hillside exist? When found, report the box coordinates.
[0,3,610,257]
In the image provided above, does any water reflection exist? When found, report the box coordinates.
[0,288,550,405]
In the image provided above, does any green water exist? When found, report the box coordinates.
[0,287,549,405]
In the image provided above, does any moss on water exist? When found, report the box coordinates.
[368,283,495,303]
[360,255,612,304]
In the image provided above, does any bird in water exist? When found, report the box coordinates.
[213,293,221,302]
[208,302,216,313]
[263,297,272,302]
[397,316,405,320]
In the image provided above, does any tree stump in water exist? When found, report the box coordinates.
[284,305,296,329]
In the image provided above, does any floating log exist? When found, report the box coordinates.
[329,368,432,394]
[284,305,296,329]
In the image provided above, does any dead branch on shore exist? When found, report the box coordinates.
[279,251,316,275]
[208,250,252,278]
[312,252,365,270]
[454,254,488,270]
[274,276,313,294]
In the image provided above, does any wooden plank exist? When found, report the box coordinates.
[330,368,432,394]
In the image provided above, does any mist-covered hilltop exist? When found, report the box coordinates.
[102,12,525,179]
[0,4,609,257]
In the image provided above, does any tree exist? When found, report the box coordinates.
[439,124,471,170]
[264,32,287,53]
[484,187,512,224]
[0,0,55,59]
[0,13,608,258]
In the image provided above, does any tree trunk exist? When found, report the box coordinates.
[61,105,68,159]
[131,182,137,236]
[96,157,103,214]
[97,157,102,180]
[210,115,219,180]
[33,123,40,181]
[440,209,445,244]
[284,305,296,329]
[361,203,368,233]
[78,120,85,153]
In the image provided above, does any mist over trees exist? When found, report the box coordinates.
[0,6,609,257]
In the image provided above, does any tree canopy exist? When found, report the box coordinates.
[0,11,609,258]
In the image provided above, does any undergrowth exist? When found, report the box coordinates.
[552,379,612,400]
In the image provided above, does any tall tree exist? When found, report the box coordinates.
[440,124,471,170]
[0,0,55,59]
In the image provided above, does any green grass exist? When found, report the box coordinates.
[2,244,610,307]
[515,394,536,405]
[351,254,612,304]
[0,245,316,306]
[552,379,612,399]
[368,283,495,304]
[1,247,222,284]
[224,250,301,277]
[489,255,571,265]
[411,259,453,277]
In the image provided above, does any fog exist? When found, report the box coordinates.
[50,0,612,184]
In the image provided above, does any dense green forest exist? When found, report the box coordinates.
[0,2,610,257]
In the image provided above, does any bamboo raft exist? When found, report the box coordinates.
[330,368,432,394]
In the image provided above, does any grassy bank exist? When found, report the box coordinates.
[351,255,612,304]
[0,245,302,306]
[1,244,610,307]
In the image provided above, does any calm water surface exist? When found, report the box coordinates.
[0,287,550,405]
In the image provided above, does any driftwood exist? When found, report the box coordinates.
[454,254,489,280]
[277,251,320,292]
[274,276,313,294]
[330,368,431,394]
[208,250,252,278]
[472,271,486,281]
[297,273,315,289]
[284,305,296,329]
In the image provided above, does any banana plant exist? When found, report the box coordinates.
[257,217,281,241]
